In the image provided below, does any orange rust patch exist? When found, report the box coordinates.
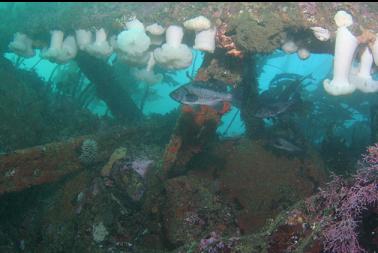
[216,22,244,59]
[162,136,183,174]
[0,138,85,194]
[226,48,244,58]
[193,106,221,126]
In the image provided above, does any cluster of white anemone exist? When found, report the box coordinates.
[8,15,216,75]
[8,13,378,93]
[323,10,378,95]
[8,33,35,58]
[281,40,311,60]
[41,31,78,64]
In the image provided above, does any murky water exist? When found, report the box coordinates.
[0,3,377,253]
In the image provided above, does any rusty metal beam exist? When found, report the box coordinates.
[0,136,86,194]
[0,125,159,195]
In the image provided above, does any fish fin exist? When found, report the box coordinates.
[208,78,229,92]
[191,80,211,89]
[192,79,229,92]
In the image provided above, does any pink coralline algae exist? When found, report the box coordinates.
[363,143,378,165]
[306,143,378,253]
[323,217,364,253]
[199,231,220,251]
[199,231,239,253]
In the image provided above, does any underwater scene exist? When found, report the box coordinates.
[0,2,377,253]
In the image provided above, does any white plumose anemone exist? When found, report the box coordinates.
[165,25,184,48]
[153,25,193,69]
[297,48,310,60]
[146,51,156,72]
[323,11,357,96]
[8,33,35,58]
[60,36,78,62]
[146,23,165,46]
[126,18,145,31]
[118,50,151,66]
[42,30,64,59]
[183,16,215,54]
[334,10,353,28]
[117,28,151,57]
[193,27,216,53]
[183,16,211,32]
[357,47,373,79]
[154,44,192,69]
[281,40,298,54]
[133,52,162,85]
[371,34,378,66]
[75,29,92,50]
[116,19,152,66]
[85,28,113,58]
[42,31,78,64]
[310,27,330,41]
[133,68,163,85]
[109,35,118,50]
[350,47,378,93]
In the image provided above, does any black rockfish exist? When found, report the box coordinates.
[170,79,240,108]
[272,137,303,153]
[252,99,297,118]
[252,73,313,118]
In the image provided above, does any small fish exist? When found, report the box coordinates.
[170,79,238,108]
[253,100,296,118]
[272,138,302,153]
[252,73,313,118]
